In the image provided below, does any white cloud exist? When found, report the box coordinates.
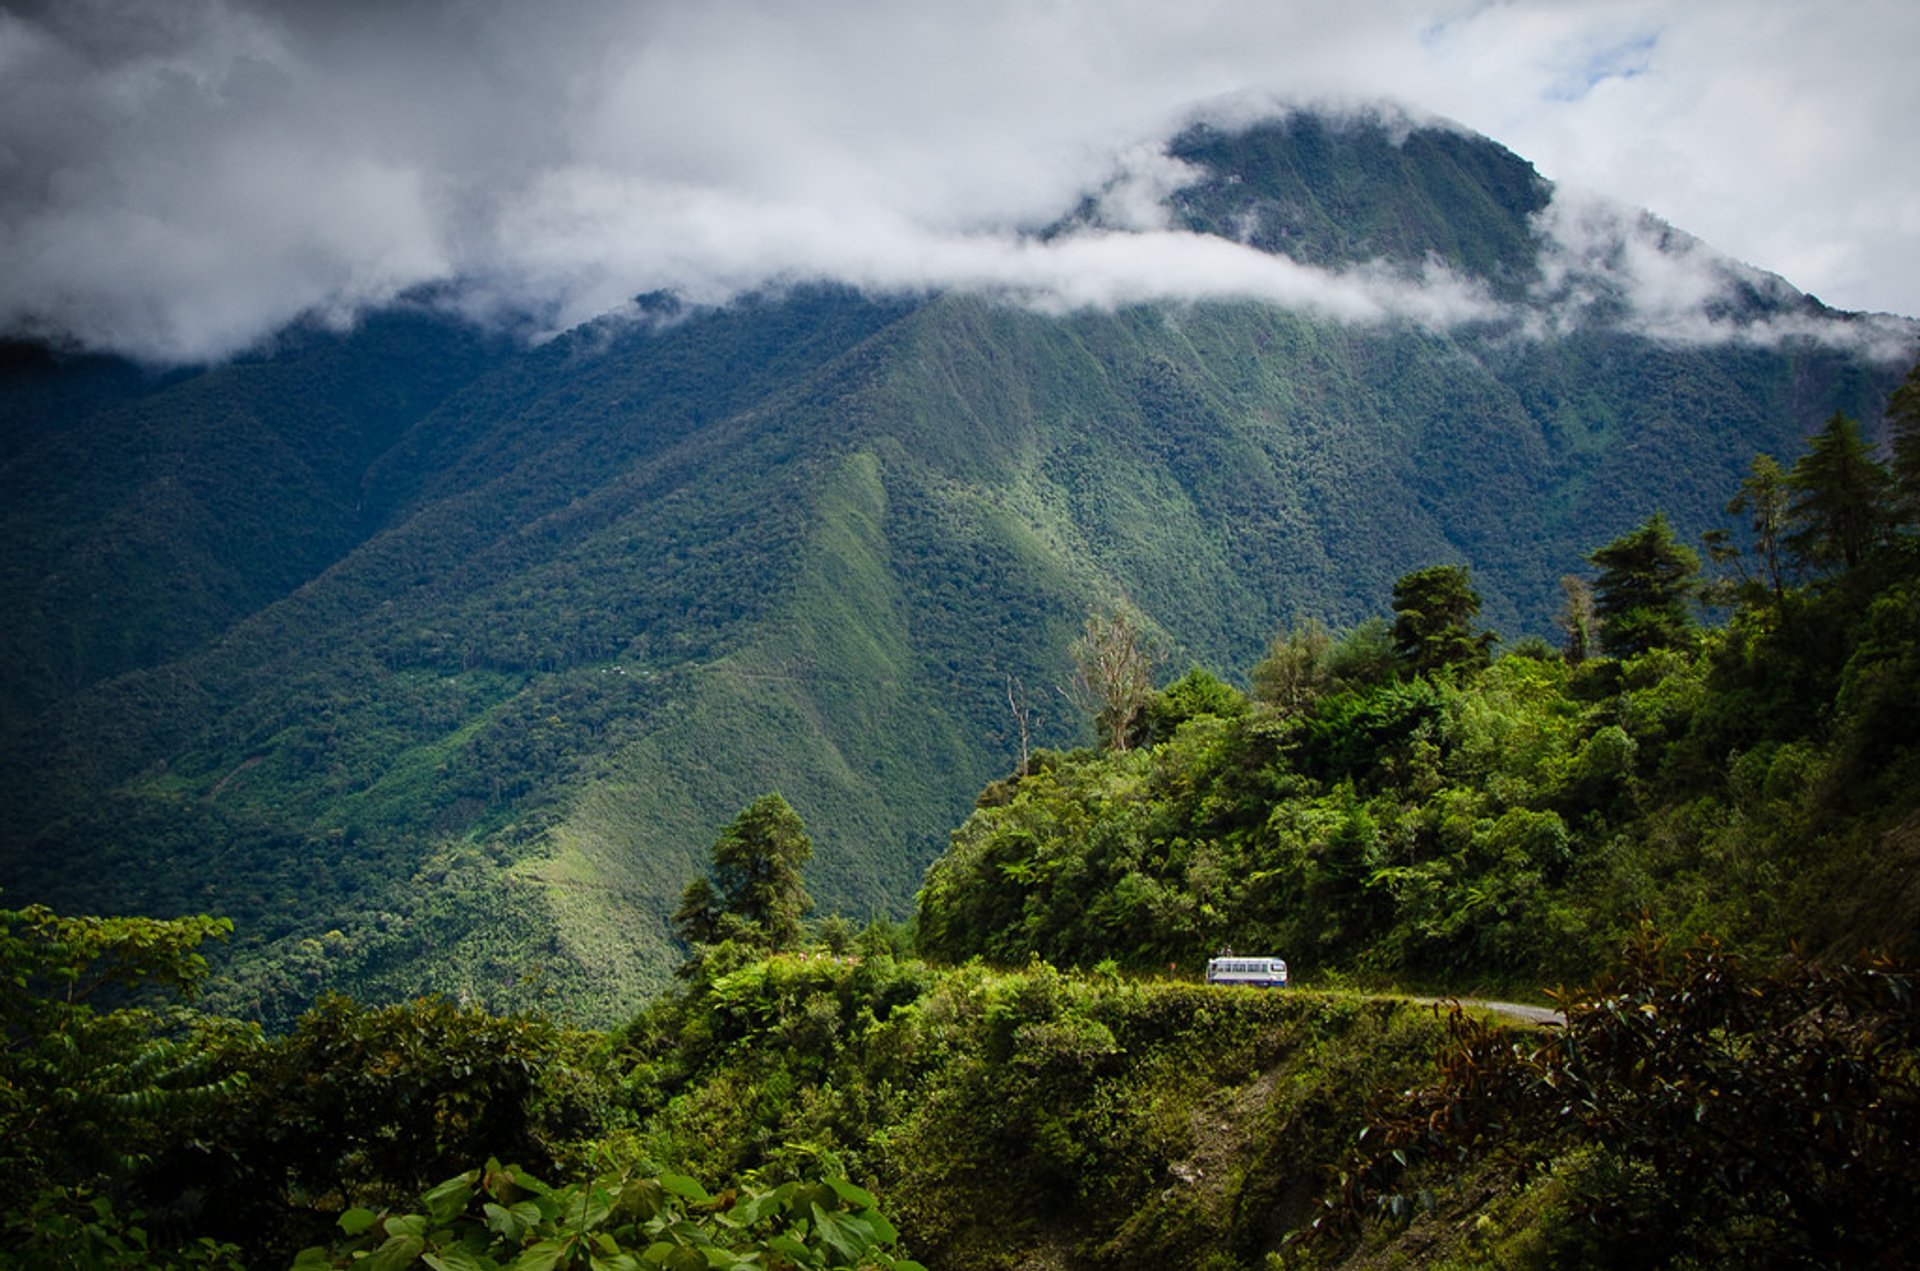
[0,0,1915,363]
[1529,187,1917,360]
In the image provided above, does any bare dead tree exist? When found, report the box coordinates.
[1557,574,1597,665]
[1005,672,1036,776]
[1067,602,1160,751]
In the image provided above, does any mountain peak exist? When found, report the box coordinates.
[1161,109,1551,291]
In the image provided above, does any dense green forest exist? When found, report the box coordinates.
[7,375,1918,1267]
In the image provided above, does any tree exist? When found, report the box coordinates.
[1004,672,1037,777]
[677,793,815,952]
[1726,452,1792,600]
[671,876,722,948]
[1555,574,1597,664]
[1141,665,1246,744]
[1786,411,1893,572]
[1068,603,1160,751]
[1251,617,1335,715]
[1390,565,1494,676]
[1589,512,1699,657]
[0,905,250,1261]
[1888,358,1920,523]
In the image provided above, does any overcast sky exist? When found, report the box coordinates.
[2,0,1916,364]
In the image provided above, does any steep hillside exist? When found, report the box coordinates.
[0,111,1908,1024]
[0,311,508,728]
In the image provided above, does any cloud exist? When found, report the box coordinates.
[1530,188,1918,360]
[0,0,1915,364]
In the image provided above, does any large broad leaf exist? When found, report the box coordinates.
[724,1186,781,1227]
[424,1171,479,1225]
[484,1200,541,1241]
[386,1214,431,1240]
[612,1177,668,1223]
[822,1179,876,1211]
[562,1182,615,1232]
[423,1249,495,1271]
[510,1238,573,1271]
[367,1233,428,1271]
[763,1234,818,1266]
[810,1207,877,1264]
[657,1173,710,1204]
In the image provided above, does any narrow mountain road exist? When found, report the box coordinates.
[1401,994,1563,1026]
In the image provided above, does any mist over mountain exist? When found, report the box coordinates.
[0,108,1910,1024]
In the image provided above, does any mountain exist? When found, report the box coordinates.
[0,108,1909,1025]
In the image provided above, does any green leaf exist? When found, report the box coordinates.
[611,1178,667,1223]
[422,1250,493,1271]
[764,1234,815,1264]
[811,1207,873,1263]
[863,1210,898,1246]
[510,1239,572,1271]
[339,1208,382,1237]
[657,1174,709,1204]
[506,1166,553,1197]
[367,1233,428,1271]
[563,1183,614,1231]
[664,1249,706,1271]
[424,1173,479,1225]
[386,1214,430,1241]
[725,1188,779,1227]
[823,1179,876,1210]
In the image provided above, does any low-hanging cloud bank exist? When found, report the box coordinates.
[1,0,1915,365]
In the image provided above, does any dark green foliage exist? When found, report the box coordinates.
[677,794,816,953]
[0,312,507,723]
[0,905,246,1225]
[1890,358,1920,520]
[2,1186,244,1269]
[1391,565,1495,676]
[1588,511,1701,656]
[150,994,607,1264]
[294,1160,923,1271]
[1141,665,1246,746]
[1343,935,1920,1267]
[615,949,1452,1270]
[1787,411,1895,572]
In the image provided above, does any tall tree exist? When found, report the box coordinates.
[1887,358,1920,524]
[1390,565,1495,676]
[1786,411,1893,573]
[1068,603,1159,751]
[1589,512,1700,657]
[1556,574,1597,664]
[1726,452,1792,600]
[1251,617,1334,716]
[676,794,814,951]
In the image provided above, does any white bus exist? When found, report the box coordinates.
[1205,956,1288,988]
